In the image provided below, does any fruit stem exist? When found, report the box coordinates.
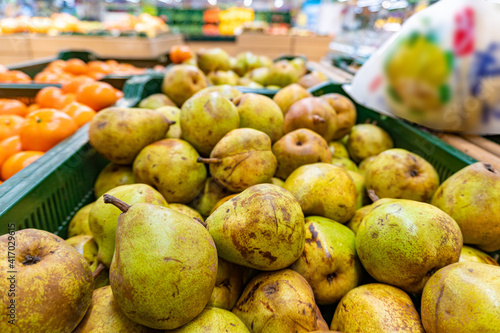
[194,217,207,228]
[312,115,326,124]
[367,189,380,202]
[166,119,176,125]
[92,263,106,280]
[197,157,222,164]
[103,194,131,213]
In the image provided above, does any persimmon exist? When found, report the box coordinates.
[1,151,44,180]
[75,81,120,111]
[20,109,78,152]
[0,135,22,167]
[62,102,96,127]
[0,115,24,141]
[62,76,95,94]
[64,58,88,75]
[0,99,28,116]
[170,45,193,64]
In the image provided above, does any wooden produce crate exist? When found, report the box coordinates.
[292,35,332,62]
[236,34,293,59]
[0,35,32,65]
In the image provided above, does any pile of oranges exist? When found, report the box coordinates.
[0,58,147,84]
[0,79,123,183]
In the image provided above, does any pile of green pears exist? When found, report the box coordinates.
[1,72,499,333]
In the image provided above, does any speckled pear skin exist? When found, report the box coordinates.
[206,184,304,271]
[168,203,204,221]
[346,205,372,235]
[431,162,500,252]
[68,202,94,237]
[207,128,277,193]
[365,149,440,202]
[0,229,93,333]
[421,262,500,333]
[272,83,312,115]
[132,139,207,204]
[232,269,328,333]
[89,184,168,267]
[290,216,363,305]
[321,93,357,140]
[189,177,234,219]
[89,107,170,165]
[169,307,249,333]
[284,163,357,224]
[161,65,207,107]
[347,124,393,163]
[110,204,217,330]
[73,286,156,333]
[459,245,499,266]
[331,283,424,333]
[210,194,239,215]
[356,200,463,293]
[180,92,239,157]
[94,163,135,198]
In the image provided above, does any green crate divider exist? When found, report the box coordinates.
[0,83,61,105]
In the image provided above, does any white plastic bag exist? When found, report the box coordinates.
[350,0,500,134]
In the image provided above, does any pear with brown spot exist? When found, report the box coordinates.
[356,199,463,293]
[206,184,304,270]
[94,163,135,198]
[291,216,363,305]
[331,283,424,332]
[198,128,277,193]
[421,262,500,333]
[233,269,328,333]
[459,245,499,266]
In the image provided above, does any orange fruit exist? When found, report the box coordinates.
[64,58,88,75]
[170,45,193,64]
[35,87,63,108]
[0,99,28,116]
[0,70,32,83]
[26,103,40,113]
[58,93,76,109]
[0,136,22,167]
[86,71,106,80]
[1,151,44,180]
[62,76,95,94]
[62,102,96,127]
[87,61,112,75]
[46,59,66,72]
[20,109,78,152]
[0,115,24,141]
[75,81,120,111]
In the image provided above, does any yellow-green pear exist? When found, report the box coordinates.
[421,262,500,333]
[290,216,363,304]
[68,202,94,237]
[358,155,377,176]
[169,203,204,221]
[347,170,368,208]
[189,177,233,219]
[347,124,393,163]
[346,205,372,234]
[162,65,207,107]
[356,199,463,293]
[170,307,249,332]
[328,141,349,158]
[210,194,239,215]
[271,177,285,187]
[332,157,359,172]
[66,235,99,272]
[193,85,242,101]
[94,163,135,198]
[138,93,176,109]
[197,48,231,74]
[331,284,424,332]
[272,83,312,115]
[459,245,499,266]
[155,106,182,139]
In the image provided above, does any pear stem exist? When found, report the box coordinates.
[312,115,326,124]
[166,119,176,125]
[103,194,130,213]
[197,157,222,164]
[367,189,380,202]
[92,263,106,280]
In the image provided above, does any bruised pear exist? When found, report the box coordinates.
[198,128,277,192]
[347,124,393,163]
[285,97,338,142]
[272,129,332,180]
[162,65,207,107]
[273,84,312,115]
[181,92,239,156]
[321,94,357,140]
[94,163,135,198]
[189,177,233,219]
[232,269,328,333]
[206,184,304,270]
[138,93,176,109]
[267,60,299,87]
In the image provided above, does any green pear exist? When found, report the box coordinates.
[89,184,168,267]
[170,307,249,332]
[298,71,328,89]
[138,93,176,109]
[181,92,239,156]
[133,139,207,203]
[232,51,260,76]
[198,128,277,192]
[328,141,349,158]
[68,202,94,237]
[192,85,242,101]
[197,48,231,74]
[290,216,363,304]
[155,106,182,139]
[421,262,500,333]
[347,124,393,163]
[272,129,332,180]
[237,77,263,88]
[208,70,239,86]
[321,94,357,140]
[273,83,312,115]
[106,196,217,330]
[431,162,500,252]
[285,97,338,142]
[162,65,208,107]
[271,177,285,187]
[244,67,269,86]
[290,57,307,77]
[459,245,499,266]
[207,258,251,310]
[346,205,372,235]
[267,60,299,87]
[284,163,357,223]
[331,157,359,172]
[232,269,328,332]
[233,93,284,143]
[206,184,304,270]
[365,149,440,202]
[73,286,154,333]
[189,177,233,219]
[66,235,99,272]
[348,170,368,208]
[94,163,135,198]
[89,107,171,165]
[356,199,463,293]
[169,203,204,221]
[331,283,424,332]
[358,156,377,176]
